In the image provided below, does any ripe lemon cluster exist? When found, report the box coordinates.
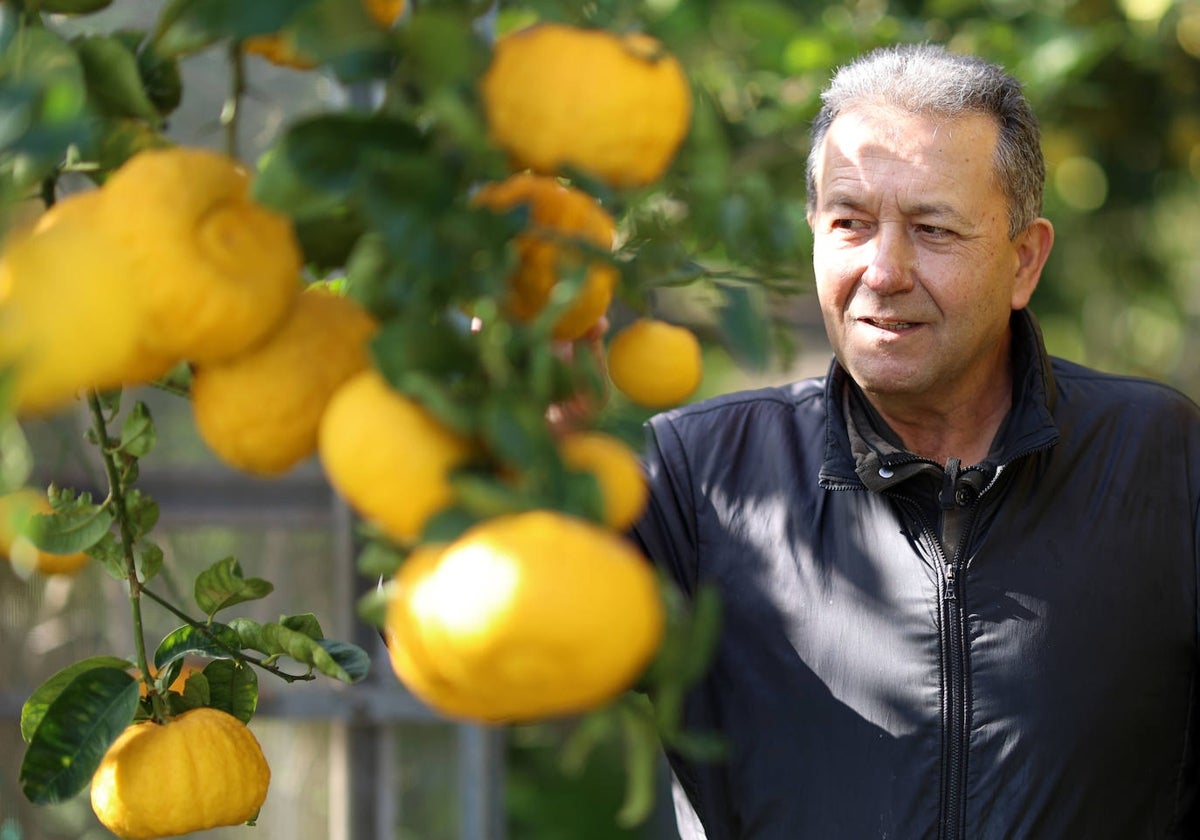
[478,22,704,409]
[0,146,302,417]
[376,22,709,725]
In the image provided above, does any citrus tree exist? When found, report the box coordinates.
[0,0,765,835]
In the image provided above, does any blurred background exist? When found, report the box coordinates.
[2,0,1198,837]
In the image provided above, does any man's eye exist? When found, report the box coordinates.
[832,218,867,231]
[916,224,952,237]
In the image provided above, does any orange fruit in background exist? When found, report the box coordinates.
[480,24,692,188]
[191,288,379,477]
[318,369,473,544]
[607,318,703,408]
[0,489,90,576]
[473,173,617,340]
[385,510,664,722]
[558,430,648,530]
[90,707,270,840]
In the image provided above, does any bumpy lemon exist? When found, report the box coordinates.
[473,173,617,341]
[480,24,692,188]
[318,370,472,544]
[559,431,648,531]
[90,707,270,840]
[607,318,703,409]
[0,489,90,576]
[191,288,378,476]
[100,147,302,364]
[385,510,664,722]
[0,193,174,415]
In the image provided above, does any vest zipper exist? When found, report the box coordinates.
[940,549,968,840]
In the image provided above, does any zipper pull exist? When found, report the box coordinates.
[944,563,958,600]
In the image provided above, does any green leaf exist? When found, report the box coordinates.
[178,671,210,709]
[248,622,369,683]
[261,622,348,680]
[153,0,316,58]
[153,622,242,670]
[282,112,427,196]
[718,283,771,371]
[123,489,159,538]
[280,613,323,640]
[37,0,114,12]
[118,400,156,458]
[72,35,162,123]
[26,501,114,555]
[615,696,662,828]
[228,617,268,654]
[202,659,258,723]
[356,540,404,578]
[356,586,388,628]
[19,667,139,805]
[135,540,163,582]
[20,656,135,743]
[194,556,274,619]
[314,639,371,683]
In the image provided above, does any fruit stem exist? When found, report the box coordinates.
[222,40,246,160]
[86,391,167,721]
[139,586,318,684]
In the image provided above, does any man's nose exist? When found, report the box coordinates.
[861,224,916,294]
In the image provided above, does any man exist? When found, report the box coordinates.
[634,43,1200,839]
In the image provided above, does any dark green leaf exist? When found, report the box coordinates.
[194,556,274,619]
[118,400,156,458]
[26,503,114,555]
[72,35,162,123]
[19,667,139,805]
[38,0,114,12]
[718,283,771,371]
[20,656,134,743]
[153,622,241,670]
[153,0,317,58]
[202,659,258,723]
[314,639,370,683]
[282,112,426,196]
[178,671,210,708]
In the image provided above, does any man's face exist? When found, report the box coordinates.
[808,106,1042,410]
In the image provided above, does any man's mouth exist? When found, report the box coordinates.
[858,317,919,332]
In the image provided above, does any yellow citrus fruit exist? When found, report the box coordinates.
[0,194,174,415]
[190,288,378,476]
[558,431,648,531]
[364,0,406,25]
[607,318,703,409]
[245,0,406,68]
[385,510,664,722]
[318,370,472,544]
[480,24,692,188]
[473,173,617,341]
[0,489,90,576]
[90,707,270,840]
[99,147,302,364]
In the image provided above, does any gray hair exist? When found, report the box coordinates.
[806,44,1044,238]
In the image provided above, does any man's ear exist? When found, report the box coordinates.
[1011,217,1054,310]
